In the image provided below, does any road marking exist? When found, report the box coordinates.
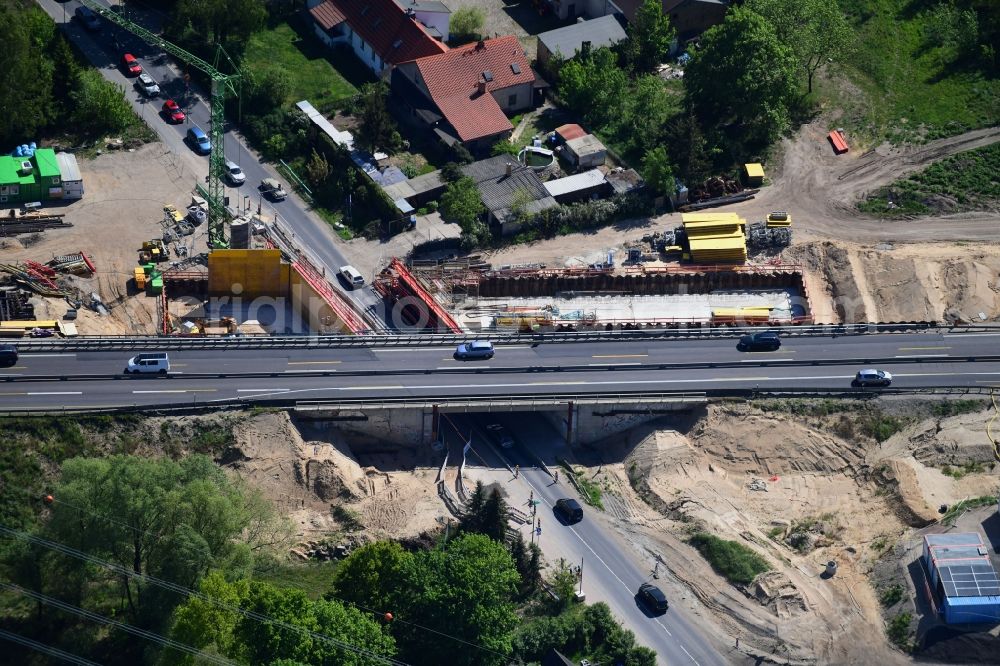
[27,391,82,396]
[530,380,587,385]
[592,354,648,359]
[20,354,74,357]
[9,366,27,369]
[0,392,27,396]
[379,346,532,352]
[343,385,403,390]
[287,360,342,365]
[740,358,792,362]
[588,362,643,367]
[894,354,950,358]
[132,389,217,394]
[283,369,337,373]
[898,346,950,351]
[171,363,188,367]
[944,333,1000,338]
[237,388,290,393]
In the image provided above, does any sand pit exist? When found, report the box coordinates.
[568,400,1000,664]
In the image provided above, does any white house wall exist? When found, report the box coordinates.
[491,82,533,113]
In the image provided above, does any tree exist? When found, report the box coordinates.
[330,541,410,614]
[355,82,402,153]
[37,455,282,626]
[481,488,508,543]
[663,112,712,183]
[747,0,853,93]
[449,6,485,43]
[70,71,136,136]
[304,149,332,188]
[619,75,675,154]
[641,146,675,197]
[164,576,396,666]
[440,176,487,245]
[557,47,628,127]
[170,0,267,57]
[395,533,519,666]
[685,7,798,148]
[550,563,578,613]
[0,4,55,145]
[624,0,676,73]
[461,480,487,533]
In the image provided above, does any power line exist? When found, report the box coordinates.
[1,581,239,666]
[0,527,408,666]
[0,628,102,666]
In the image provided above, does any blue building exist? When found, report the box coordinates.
[922,533,1000,624]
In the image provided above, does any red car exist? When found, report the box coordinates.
[121,53,142,76]
[161,99,185,123]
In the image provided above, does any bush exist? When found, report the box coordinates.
[688,532,771,585]
[880,584,904,607]
[886,612,912,650]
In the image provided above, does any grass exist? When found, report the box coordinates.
[832,0,1000,144]
[688,532,771,586]
[880,584,904,607]
[941,461,985,479]
[255,560,339,600]
[941,494,997,524]
[244,21,358,111]
[756,399,907,442]
[886,611,913,650]
[558,461,604,510]
[859,143,1000,217]
[314,207,353,239]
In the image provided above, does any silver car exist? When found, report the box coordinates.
[224,160,246,186]
[853,368,892,387]
[454,340,494,360]
[136,73,160,97]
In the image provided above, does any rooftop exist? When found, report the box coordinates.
[555,123,587,141]
[393,0,450,13]
[543,169,606,197]
[565,134,606,156]
[537,15,628,59]
[411,36,534,142]
[311,0,447,65]
[461,155,557,218]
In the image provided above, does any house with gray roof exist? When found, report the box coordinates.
[536,16,628,68]
[460,155,558,235]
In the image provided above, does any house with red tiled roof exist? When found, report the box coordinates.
[307,0,449,77]
[391,36,539,153]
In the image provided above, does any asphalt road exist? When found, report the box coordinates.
[37,0,384,315]
[451,412,727,666]
[3,331,1000,409]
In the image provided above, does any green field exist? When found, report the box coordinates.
[859,142,1000,216]
[831,0,1000,144]
[244,22,358,110]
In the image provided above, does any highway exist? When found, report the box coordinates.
[38,0,384,316]
[2,331,999,410]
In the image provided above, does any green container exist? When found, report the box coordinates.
[149,277,163,294]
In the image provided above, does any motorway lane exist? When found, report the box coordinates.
[39,0,384,316]
[3,358,1000,409]
[4,331,1000,378]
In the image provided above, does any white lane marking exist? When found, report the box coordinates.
[740,358,792,362]
[283,369,336,374]
[237,388,290,393]
[27,391,82,395]
[216,370,1000,402]
[20,354,75,357]
[588,362,643,367]
[894,354,950,358]
[132,390,187,394]
[944,332,1000,338]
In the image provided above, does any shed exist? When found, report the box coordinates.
[56,152,84,199]
[563,134,607,169]
[555,123,587,143]
[743,162,764,187]
[606,168,644,195]
[460,155,558,235]
[923,533,1000,624]
[543,169,608,203]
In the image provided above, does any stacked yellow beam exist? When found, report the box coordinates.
[711,306,772,324]
[682,213,747,263]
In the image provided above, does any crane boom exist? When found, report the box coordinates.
[81,1,239,248]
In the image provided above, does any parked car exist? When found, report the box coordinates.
[637,583,669,613]
[736,331,781,352]
[186,126,212,155]
[259,178,287,201]
[74,6,101,31]
[454,340,494,360]
[161,99,185,123]
[121,53,142,76]
[224,160,246,186]
[853,368,892,387]
[135,73,160,97]
[338,265,364,288]
[485,423,514,448]
[554,498,583,524]
[124,352,170,375]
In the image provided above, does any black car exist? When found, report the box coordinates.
[637,583,669,613]
[74,6,101,31]
[0,344,18,367]
[736,331,781,352]
[554,498,583,524]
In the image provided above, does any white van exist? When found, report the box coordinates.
[125,352,170,375]
[339,265,365,288]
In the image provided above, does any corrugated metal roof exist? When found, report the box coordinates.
[55,152,81,182]
[537,16,627,60]
[555,123,586,141]
[460,155,556,216]
[544,169,606,197]
[565,134,606,156]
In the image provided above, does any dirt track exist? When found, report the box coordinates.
[731,123,1000,243]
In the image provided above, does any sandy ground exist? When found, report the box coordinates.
[564,400,1000,665]
[224,411,448,541]
[1,143,208,335]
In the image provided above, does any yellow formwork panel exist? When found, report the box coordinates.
[682,212,742,225]
[208,249,290,298]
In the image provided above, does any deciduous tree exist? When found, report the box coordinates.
[748,0,853,93]
[641,146,675,197]
[624,0,676,73]
[449,7,486,43]
[685,7,798,147]
[355,82,402,153]
[330,541,410,614]
[557,47,628,127]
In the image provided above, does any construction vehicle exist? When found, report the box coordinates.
[139,239,168,263]
[163,204,184,225]
[133,266,147,289]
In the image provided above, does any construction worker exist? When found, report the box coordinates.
[514,464,519,479]
[554,470,559,483]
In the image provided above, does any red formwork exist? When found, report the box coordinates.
[384,258,463,333]
[292,257,368,334]
[828,130,849,154]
